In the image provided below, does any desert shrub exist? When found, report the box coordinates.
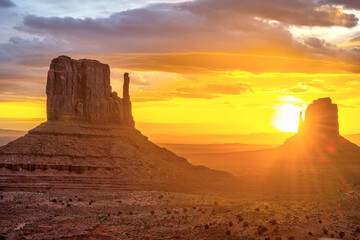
[270,219,278,225]
[256,225,268,235]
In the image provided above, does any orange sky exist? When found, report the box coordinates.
[1,0,360,142]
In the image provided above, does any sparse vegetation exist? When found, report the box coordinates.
[256,225,268,235]
[270,219,278,225]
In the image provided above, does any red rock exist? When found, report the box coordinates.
[46,56,134,126]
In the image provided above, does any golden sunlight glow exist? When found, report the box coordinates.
[272,104,305,133]
[0,101,46,119]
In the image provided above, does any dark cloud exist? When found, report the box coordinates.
[13,0,357,56]
[8,0,360,75]
[181,0,358,28]
[15,10,295,54]
[0,37,67,65]
[0,0,15,8]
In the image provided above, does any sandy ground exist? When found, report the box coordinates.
[0,189,359,240]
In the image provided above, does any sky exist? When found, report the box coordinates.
[1,0,360,141]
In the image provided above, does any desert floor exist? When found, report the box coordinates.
[0,188,359,240]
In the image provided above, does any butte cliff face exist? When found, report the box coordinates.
[46,56,134,126]
[0,56,234,192]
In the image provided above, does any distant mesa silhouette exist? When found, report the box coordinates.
[298,97,339,138]
[283,97,359,159]
[0,56,234,192]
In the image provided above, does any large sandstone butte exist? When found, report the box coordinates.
[47,56,134,126]
[0,56,234,192]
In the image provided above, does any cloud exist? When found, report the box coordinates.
[99,53,355,75]
[15,10,295,54]
[0,36,68,65]
[347,80,360,86]
[350,35,360,42]
[132,80,252,102]
[181,0,358,28]
[0,0,15,8]
[175,82,251,99]
[287,81,336,93]
[8,0,360,76]
[13,0,358,56]
[324,0,360,10]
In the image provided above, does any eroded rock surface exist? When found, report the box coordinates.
[47,56,134,126]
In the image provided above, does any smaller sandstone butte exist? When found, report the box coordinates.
[47,56,134,126]
[283,97,359,159]
[298,97,339,137]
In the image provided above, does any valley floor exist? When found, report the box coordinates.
[0,189,359,239]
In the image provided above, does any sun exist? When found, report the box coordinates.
[272,104,304,133]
